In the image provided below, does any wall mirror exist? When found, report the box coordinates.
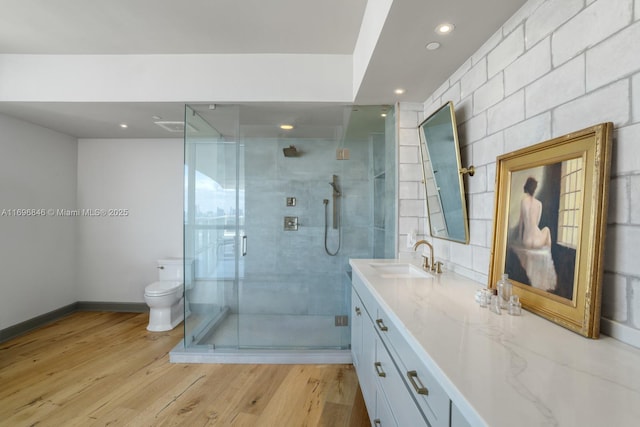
[417,101,472,244]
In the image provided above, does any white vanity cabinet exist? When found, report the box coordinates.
[352,273,442,427]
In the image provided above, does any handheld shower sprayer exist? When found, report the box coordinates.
[329,181,341,197]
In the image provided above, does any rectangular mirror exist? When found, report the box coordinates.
[418,101,470,244]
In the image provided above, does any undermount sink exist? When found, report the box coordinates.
[368,263,433,279]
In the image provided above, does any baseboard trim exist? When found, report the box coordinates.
[0,301,148,343]
[0,302,78,343]
[76,301,148,313]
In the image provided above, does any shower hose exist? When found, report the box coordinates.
[323,199,341,256]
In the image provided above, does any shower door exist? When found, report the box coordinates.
[183,105,243,349]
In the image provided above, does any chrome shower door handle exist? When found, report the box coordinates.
[242,235,247,256]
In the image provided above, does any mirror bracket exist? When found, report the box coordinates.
[459,166,475,177]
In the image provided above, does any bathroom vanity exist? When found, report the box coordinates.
[349,259,640,427]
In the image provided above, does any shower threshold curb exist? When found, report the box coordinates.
[169,342,352,365]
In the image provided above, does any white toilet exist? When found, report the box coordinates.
[144,258,191,332]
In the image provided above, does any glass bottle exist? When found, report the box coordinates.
[497,274,512,309]
[508,295,522,316]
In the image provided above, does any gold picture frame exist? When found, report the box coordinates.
[488,123,613,338]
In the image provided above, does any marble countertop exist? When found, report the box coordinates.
[349,259,640,427]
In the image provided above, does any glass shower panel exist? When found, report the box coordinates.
[183,105,241,349]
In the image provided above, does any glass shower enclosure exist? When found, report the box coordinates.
[173,103,396,363]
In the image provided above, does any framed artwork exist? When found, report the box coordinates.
[488,123,613,338]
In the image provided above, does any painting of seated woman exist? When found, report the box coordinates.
[504,160,582,301]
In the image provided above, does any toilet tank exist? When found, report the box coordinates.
[157,258,193,282]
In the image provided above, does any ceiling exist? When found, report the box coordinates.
[0,0,527,138]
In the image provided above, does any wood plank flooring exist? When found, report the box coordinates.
[0,312,370,427]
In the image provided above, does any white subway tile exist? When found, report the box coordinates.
[399,199,426,217]
[474,73,505,114]
[610,177,630,224]
[634,73,640,122]
[469,219,488,247]
[552,79,630,137]
[441,82,461,104]
[399,128,420,146]
[488,25,525,78]
[432,80,451,102]
[526,55,585,118]
[467,164,487,194]
[398,104,420,128]
[525,0,583,49]
[504,38,552,95]
[473,132,504,167]
[604,224,640,275]
[586,21,640,91]
[424,100,441,122]
[470,192,495,220]
[472,246,491,275]
[503,112,551,153]
[486,163,497,192]
[450,242,473,268]
[488,90,525,134]
[630,176,640,224]
[472,29,503,66]
[399,145,419,164]
[631,278,640,328]
[398,216,419,235]
[460,112,487,144]
[601,274,628,322]
[461,57,488,99]
[399,181,419,200]
[450,58,472,86]
[553,0,632,67]
[398,163,423,182]
[454,96,473,124]
[503,0,546,35]
[613,124,640,174]
[433,239,451,263]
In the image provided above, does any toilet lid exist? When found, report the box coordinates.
[145,281,182,296]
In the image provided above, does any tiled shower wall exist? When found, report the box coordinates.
[398,0,640,343]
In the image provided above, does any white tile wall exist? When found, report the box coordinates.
[504,39,551,95]
[397,0,640,343]
[587,21,640,91]
[525,0,583,49]
[487,25,525,78]
[525,55,585,117]
[552,0,632,67]
[631,278,640,328]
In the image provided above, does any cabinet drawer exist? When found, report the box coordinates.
[352,272,379,321]
[375,337,428,426]
[376,310,450,427]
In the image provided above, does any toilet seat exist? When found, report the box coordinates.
[145,281,182,297]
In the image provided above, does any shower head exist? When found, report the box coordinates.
[283,145,298,157]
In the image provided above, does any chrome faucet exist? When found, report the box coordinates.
[413,239,438,273]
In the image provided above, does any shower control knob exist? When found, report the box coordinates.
[157,266,164,269]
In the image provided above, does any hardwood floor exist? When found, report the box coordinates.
[0,312,370,427]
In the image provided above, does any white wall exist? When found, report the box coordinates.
[398,0,640,343]
[0,114,77,329]
[77,138,183,302]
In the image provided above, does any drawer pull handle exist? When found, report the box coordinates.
[374,419,382,426]
[355,307,361,316]
[407,370,429,395]
[374,361,386,377]
[375,319,388,331]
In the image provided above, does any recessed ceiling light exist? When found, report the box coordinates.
[280,124,294,130]
[119,123,128,129]
[381,113,387,117]
[436,23,455,34]
[425,42,441,50]
[394,88,405,95]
